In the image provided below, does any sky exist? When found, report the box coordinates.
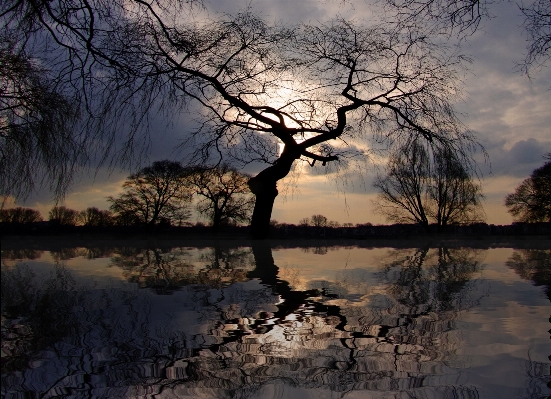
[9,0,551,225]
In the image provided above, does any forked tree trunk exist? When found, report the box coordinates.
[248,149,298,239]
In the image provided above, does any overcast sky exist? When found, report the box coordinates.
[13,0,551,225]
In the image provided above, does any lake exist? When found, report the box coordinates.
[1,239,550,398]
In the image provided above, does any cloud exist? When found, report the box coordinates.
[481,138,550,178]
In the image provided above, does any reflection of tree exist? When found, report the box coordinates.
[111,246,255,293]
[381,247,484,312]
[6,243,546,399]
[506,249,551,301]
[1,263,78,372]
[0,248,43,260]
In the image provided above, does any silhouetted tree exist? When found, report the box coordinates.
[48,206,79,226]
[299,217,311,227]
[188,165,254,231]
[1,1,478,238]
[374,142,484,232]
[505,157,551,222]
[79,207,113,227]
[0,35,80,200]
[0,207,42,224]
[108,160,192,226]
[383,0,551,73]
[310,214,328,228]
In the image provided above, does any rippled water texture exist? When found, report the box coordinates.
[1,240,550,398]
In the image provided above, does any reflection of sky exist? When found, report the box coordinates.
[1,245,549,398]
[8,0,550,226]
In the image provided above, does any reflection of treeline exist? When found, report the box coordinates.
[111,247,255,293]
[506,249,551,300]
[271,222,551,238]
[2,244,548,398]
[1,264,79,373]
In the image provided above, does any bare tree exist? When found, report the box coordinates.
[108,160,192,226]
[1,1,476,238]
[383,0,551,73]
[299,217,311,227]
[79,207,113,227]
[505,157,551,222]
[0,36,81,200]
[520,0,551,73]
[374,142,484,232]
[310,214,328,228]
[374,142,432,230]
[430,147,485,230]
[48,206,80,226]
[188,165,254,231]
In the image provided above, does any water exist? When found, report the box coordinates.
[1,240,549,398]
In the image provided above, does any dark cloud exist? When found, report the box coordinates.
[482,138,550,178]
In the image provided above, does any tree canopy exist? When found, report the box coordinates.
[108,160,192,226]
[189,165,254,231]
[505,157,551,222]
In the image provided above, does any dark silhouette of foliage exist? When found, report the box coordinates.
[0,207,42,224]
[505,157,551,222]
[374,142,484,232]
[108,160,192,226]
[188,165,255,231]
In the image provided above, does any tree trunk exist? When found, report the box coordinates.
[248,149,298,239]
[248,177,278,239]
[212,209,222,233]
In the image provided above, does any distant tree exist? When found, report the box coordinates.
[429,147,485,230]
[374,142,484,232]
[299,218,311,227]
[0,207,43,223]
[311,214,328,228]
[505,157,551,222]
[188,165,255,231]
[79,207,113,227]
[108,160,192,226]
[48,206,80,226]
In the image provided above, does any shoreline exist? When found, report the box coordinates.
[2,233,550,250]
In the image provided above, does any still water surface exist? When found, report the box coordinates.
[1,241,550,398]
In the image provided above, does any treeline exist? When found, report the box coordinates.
[1,161,254,232]
[1,156,550,237]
